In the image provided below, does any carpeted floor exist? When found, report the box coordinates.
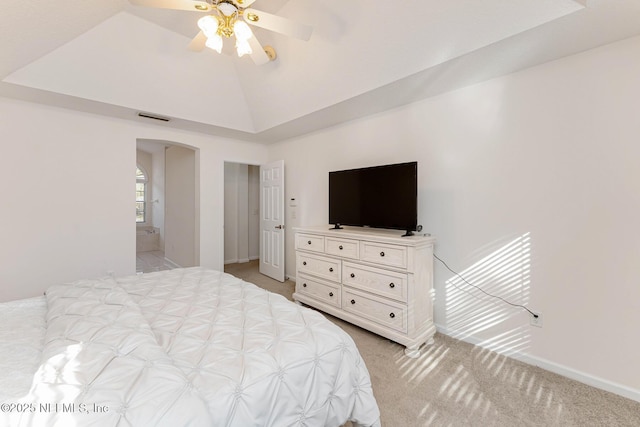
[224,261,640,426]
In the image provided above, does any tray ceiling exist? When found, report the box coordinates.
[2,0,640,142]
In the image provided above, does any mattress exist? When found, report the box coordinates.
[0,268,380,426]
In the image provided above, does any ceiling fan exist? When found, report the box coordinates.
[129,0,313,65]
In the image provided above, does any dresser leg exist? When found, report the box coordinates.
[404,336,435,358]
[404,345,421,358]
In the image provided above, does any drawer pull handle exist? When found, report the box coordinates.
[329,268,334,272]
[389,312,396,319]
[329,292,334,297]
[350,299,356,305]
[389,282,395,288]
[303,261,307,266]
[307,240,312,245]
[380,251,385,257]
[350,273,355,278]
[302,283,307,288]
[339,245,343,250]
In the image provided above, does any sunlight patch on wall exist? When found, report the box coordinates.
[444,232,532,351]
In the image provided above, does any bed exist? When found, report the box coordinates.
[0,267,380,426]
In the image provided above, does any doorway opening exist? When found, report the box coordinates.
[224,162,260,266]
[223,160,285,282]
[136,140,198,273]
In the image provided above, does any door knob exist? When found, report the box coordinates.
[275,225,284,229]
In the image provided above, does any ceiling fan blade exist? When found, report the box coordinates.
[243,8,313,41]
[129,0,212,12]
[188,31,207,51]
[247,36,271,65]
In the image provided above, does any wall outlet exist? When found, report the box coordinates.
[530,311,543,327]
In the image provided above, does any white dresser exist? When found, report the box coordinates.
[293,226,436,357]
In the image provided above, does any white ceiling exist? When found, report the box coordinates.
[2,0,640,143]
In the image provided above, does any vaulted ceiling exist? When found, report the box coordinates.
[3,0,640,143]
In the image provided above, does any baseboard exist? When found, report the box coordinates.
[226,258,254,265]
[435,324,640,403]
[227,257,259,264]
[517,353,640,403]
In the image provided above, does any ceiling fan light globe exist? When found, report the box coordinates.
[234,20,252,41]
[236,39,252,57]
[206,35,224,53]
[198,15,219,38]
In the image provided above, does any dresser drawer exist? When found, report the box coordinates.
[325,237,359,260]
[343,288,407,333]
[360,241,407,269]
[297,253,341,282]
[342,262,408,303]
[296,233,325,254]
[297,275,341,307]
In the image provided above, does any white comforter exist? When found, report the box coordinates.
[3,268,380,426]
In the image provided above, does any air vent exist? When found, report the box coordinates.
[137,112,170,122]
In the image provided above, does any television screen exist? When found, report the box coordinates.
[329,162,417,235]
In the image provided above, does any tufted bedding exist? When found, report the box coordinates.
[1,267,380,426]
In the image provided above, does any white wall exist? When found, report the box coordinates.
[0,98,268,302]
[165,145,197,267]
[268,35,640,399]
[0,103,134,302]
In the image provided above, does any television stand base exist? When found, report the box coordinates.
[330,224,343,230]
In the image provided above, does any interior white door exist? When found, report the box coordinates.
[259,160,285,282]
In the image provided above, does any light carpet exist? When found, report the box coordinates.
[225,261,640,426]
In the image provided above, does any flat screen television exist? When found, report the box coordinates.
[329,161,418,236]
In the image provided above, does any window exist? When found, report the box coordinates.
[136,166,148,223]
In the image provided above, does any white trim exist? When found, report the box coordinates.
[435,324,640,403]
[516,354,640,403]
[224,258,255,265]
